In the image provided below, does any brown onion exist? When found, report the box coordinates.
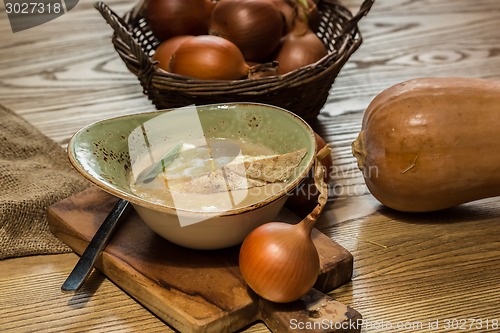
[239,219,320,303]
[146,0,211,41]
[239,145,331,303]
[169,35,250,80]
[275,28,327,75]
[271,0,295,35]
[204,0,219,16]
[209,0,283,62]
[153,35,194,71]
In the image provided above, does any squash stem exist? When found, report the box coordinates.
[351,130,366,171]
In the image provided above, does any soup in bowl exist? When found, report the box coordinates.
[68,103,316,249]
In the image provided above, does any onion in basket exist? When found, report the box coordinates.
[209,0,284,62]
[153,35,194,71]
[146,0,213,41]
[273,3,326,75]
[274,28,327,75]
[169,35,251,80]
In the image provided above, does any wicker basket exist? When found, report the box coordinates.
[95,0,374,122]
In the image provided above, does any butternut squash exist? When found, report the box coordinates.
[352,77,500,212]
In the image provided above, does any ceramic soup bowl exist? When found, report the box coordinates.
[68,103,316,249]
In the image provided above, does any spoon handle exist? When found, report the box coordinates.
[61,198,130,293]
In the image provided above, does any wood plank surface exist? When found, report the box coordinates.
[1,0,500,332]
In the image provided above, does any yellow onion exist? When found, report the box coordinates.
[204,0,219,16]
[209,0,284,62]
[239,145,331,303]
[169,35,250,80]
[153,35,194,71]
[146,0,212,41]
[275,28,327,75]
[271,0,295,35]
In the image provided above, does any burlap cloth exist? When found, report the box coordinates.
[0,104,89,260]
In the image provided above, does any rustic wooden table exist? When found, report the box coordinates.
[1,0,500,332]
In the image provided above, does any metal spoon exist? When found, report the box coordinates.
[61,198,130,293]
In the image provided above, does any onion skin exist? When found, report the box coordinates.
[153,36,194,71]
[146,0,211,41]
[275,29,327,75]
[239,221,320,303]
[305,0,320,33]
[272,0,319,34]
[169,35,250,80]
[209,0,284,62]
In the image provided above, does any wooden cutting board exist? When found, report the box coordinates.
[47,187,361,333]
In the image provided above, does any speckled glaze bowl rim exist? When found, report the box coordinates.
[68,102,317,218]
